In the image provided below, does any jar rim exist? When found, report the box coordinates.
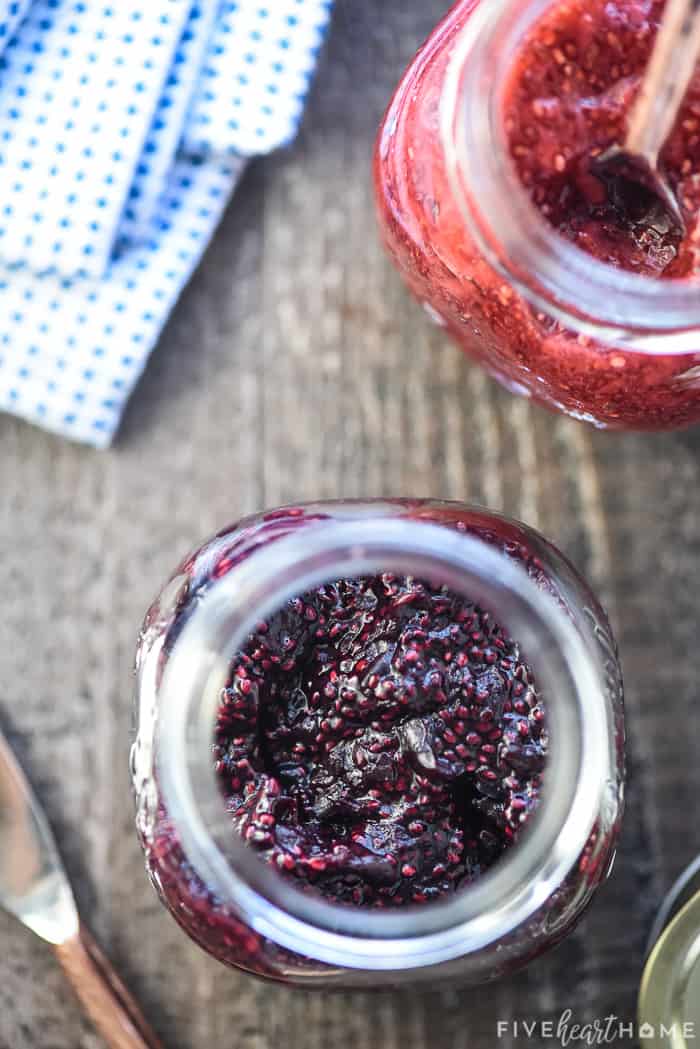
[441,0,700,354]
[156,511,611,972]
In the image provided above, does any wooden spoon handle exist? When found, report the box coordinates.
[626,0,700,162]
[52,923,165,1049]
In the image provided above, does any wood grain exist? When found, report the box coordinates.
[1,0,699,1046]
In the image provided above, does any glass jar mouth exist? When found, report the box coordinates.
[442,0,700,355]
[157,516,611,972]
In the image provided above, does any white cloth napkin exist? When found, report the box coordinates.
[0,0,333,446]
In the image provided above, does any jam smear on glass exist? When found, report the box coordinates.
[215,574,547,907]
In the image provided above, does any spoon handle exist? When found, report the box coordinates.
[53,923,165,1049]
[625,0,700,164]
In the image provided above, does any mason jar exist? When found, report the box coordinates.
[131,499,624,987]
[374,0,700,430]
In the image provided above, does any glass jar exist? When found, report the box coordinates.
[131,500,624,987]
[374,0,700,430]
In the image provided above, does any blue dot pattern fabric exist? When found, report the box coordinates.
[0,0,334,447]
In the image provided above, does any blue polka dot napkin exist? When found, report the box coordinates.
[0,0,333,446]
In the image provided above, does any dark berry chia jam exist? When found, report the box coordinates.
[503,0,700,277]
[133,502,624,984]
[214,574,546,907]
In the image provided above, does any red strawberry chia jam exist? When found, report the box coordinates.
[214,574,546,907]
[375,0,700,430]
[503,0,700,277]
[132,502,624,986]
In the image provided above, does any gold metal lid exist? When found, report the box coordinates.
[638,888,700,1048]
[646,857,700,957]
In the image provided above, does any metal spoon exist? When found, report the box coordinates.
[0,727,165,1049]
[594,0,700,233]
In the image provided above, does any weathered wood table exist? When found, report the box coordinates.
[1,1,698,1045]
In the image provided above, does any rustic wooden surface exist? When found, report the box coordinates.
[1,1,699,1046]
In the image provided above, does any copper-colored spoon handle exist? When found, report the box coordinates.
[52,923,165,1049]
